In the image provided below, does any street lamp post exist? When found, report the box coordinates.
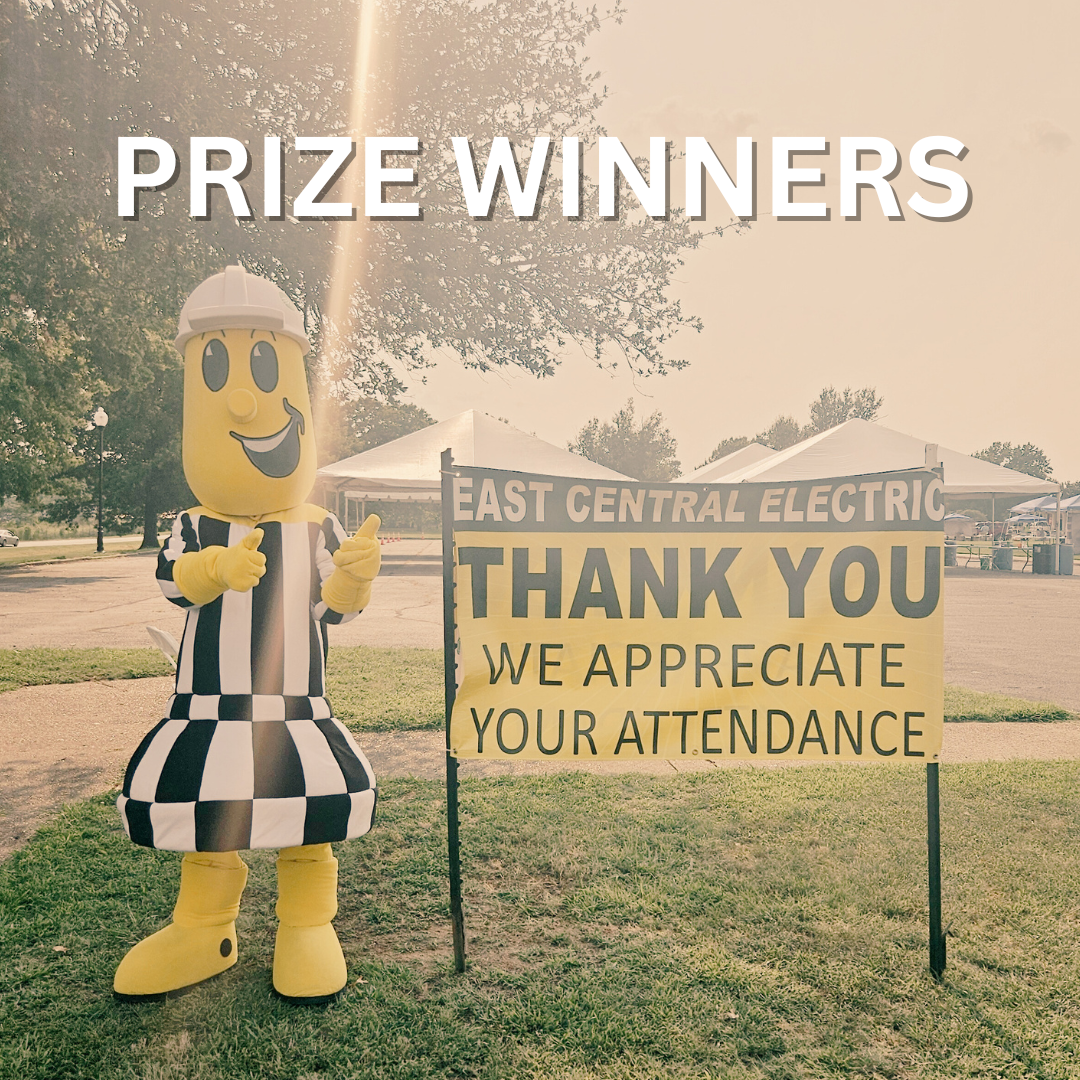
[92,407,109,553]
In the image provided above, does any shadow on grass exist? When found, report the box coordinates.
[2,764,1079,1079]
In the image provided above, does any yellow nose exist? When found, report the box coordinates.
[227,389,257,424]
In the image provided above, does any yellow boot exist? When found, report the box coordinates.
[272,843,347,1004]
[114,851,248,1000]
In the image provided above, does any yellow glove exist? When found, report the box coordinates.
[321,514,381,614]
[173,529,267,606]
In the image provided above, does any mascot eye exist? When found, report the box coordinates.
[250,341,279,393]
[201,339,229,391]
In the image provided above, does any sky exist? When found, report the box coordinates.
[406,0,1079,479]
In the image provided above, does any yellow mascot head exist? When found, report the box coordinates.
[174,266,316,517]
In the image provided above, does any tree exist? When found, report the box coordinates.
[0,260,86,502]
[42,340,193,547]
[974,442,1053,480]
[807,385,883,433]
[701,384,883,458]
[1,0,220,525]
[701,435,750,467]
[316,397,435,466]
[753,416,804,451]
[0,11,90,503]
[340,0,725,384]
[570,400,680,481]
[5,0,731,526]
[14,0,721,382]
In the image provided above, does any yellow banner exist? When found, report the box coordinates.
[448,468,943,762]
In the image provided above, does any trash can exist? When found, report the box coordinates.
[1032,543,1058,575]
[992,545,1013,571]
[944,542,957,567]
[1059,544,1074,576]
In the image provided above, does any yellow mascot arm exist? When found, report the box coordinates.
[173,529,267,605]
[321,514,381,614]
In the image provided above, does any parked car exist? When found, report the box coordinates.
[0,528,19,547]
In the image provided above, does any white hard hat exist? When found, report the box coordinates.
[174,265,310,355]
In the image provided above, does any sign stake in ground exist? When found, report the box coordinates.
[442,448,466,972]
[924,445,946,979]
[927,761,946,978]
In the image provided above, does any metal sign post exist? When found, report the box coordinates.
[925,444,946,980]
[441,448,466,972]
[927,762,946,978]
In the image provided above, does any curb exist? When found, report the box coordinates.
[0,549,158,571]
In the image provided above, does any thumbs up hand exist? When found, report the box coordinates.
[331,514,382,582]
[321,514,381,615]
[216,528,267,592]
[172,527,265,605]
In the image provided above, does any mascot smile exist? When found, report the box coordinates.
[230,398,306,477]
[113,265,381,1005]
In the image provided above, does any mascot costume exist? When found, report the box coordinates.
[114,265,379,1004]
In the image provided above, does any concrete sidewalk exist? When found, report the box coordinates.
[3,674,1080,860]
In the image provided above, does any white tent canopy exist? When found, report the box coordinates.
[713,419,1060,498]
[1011,494,1080,513]
[317,409,629,502]
[680,442,776,483]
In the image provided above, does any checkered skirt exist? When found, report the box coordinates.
[117,694,376,851]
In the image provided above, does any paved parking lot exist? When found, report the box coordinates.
[941,567,1080,711]
[0,541,444,652]
[1,550,1077,709]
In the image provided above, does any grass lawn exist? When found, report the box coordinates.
[0,649,173,694]
[326,647,442,731]
[1,763,1079,1079]
[942,685,1071,723]
[0,646,442,729]
[2,648,1071,729]
[0,541,144,569]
